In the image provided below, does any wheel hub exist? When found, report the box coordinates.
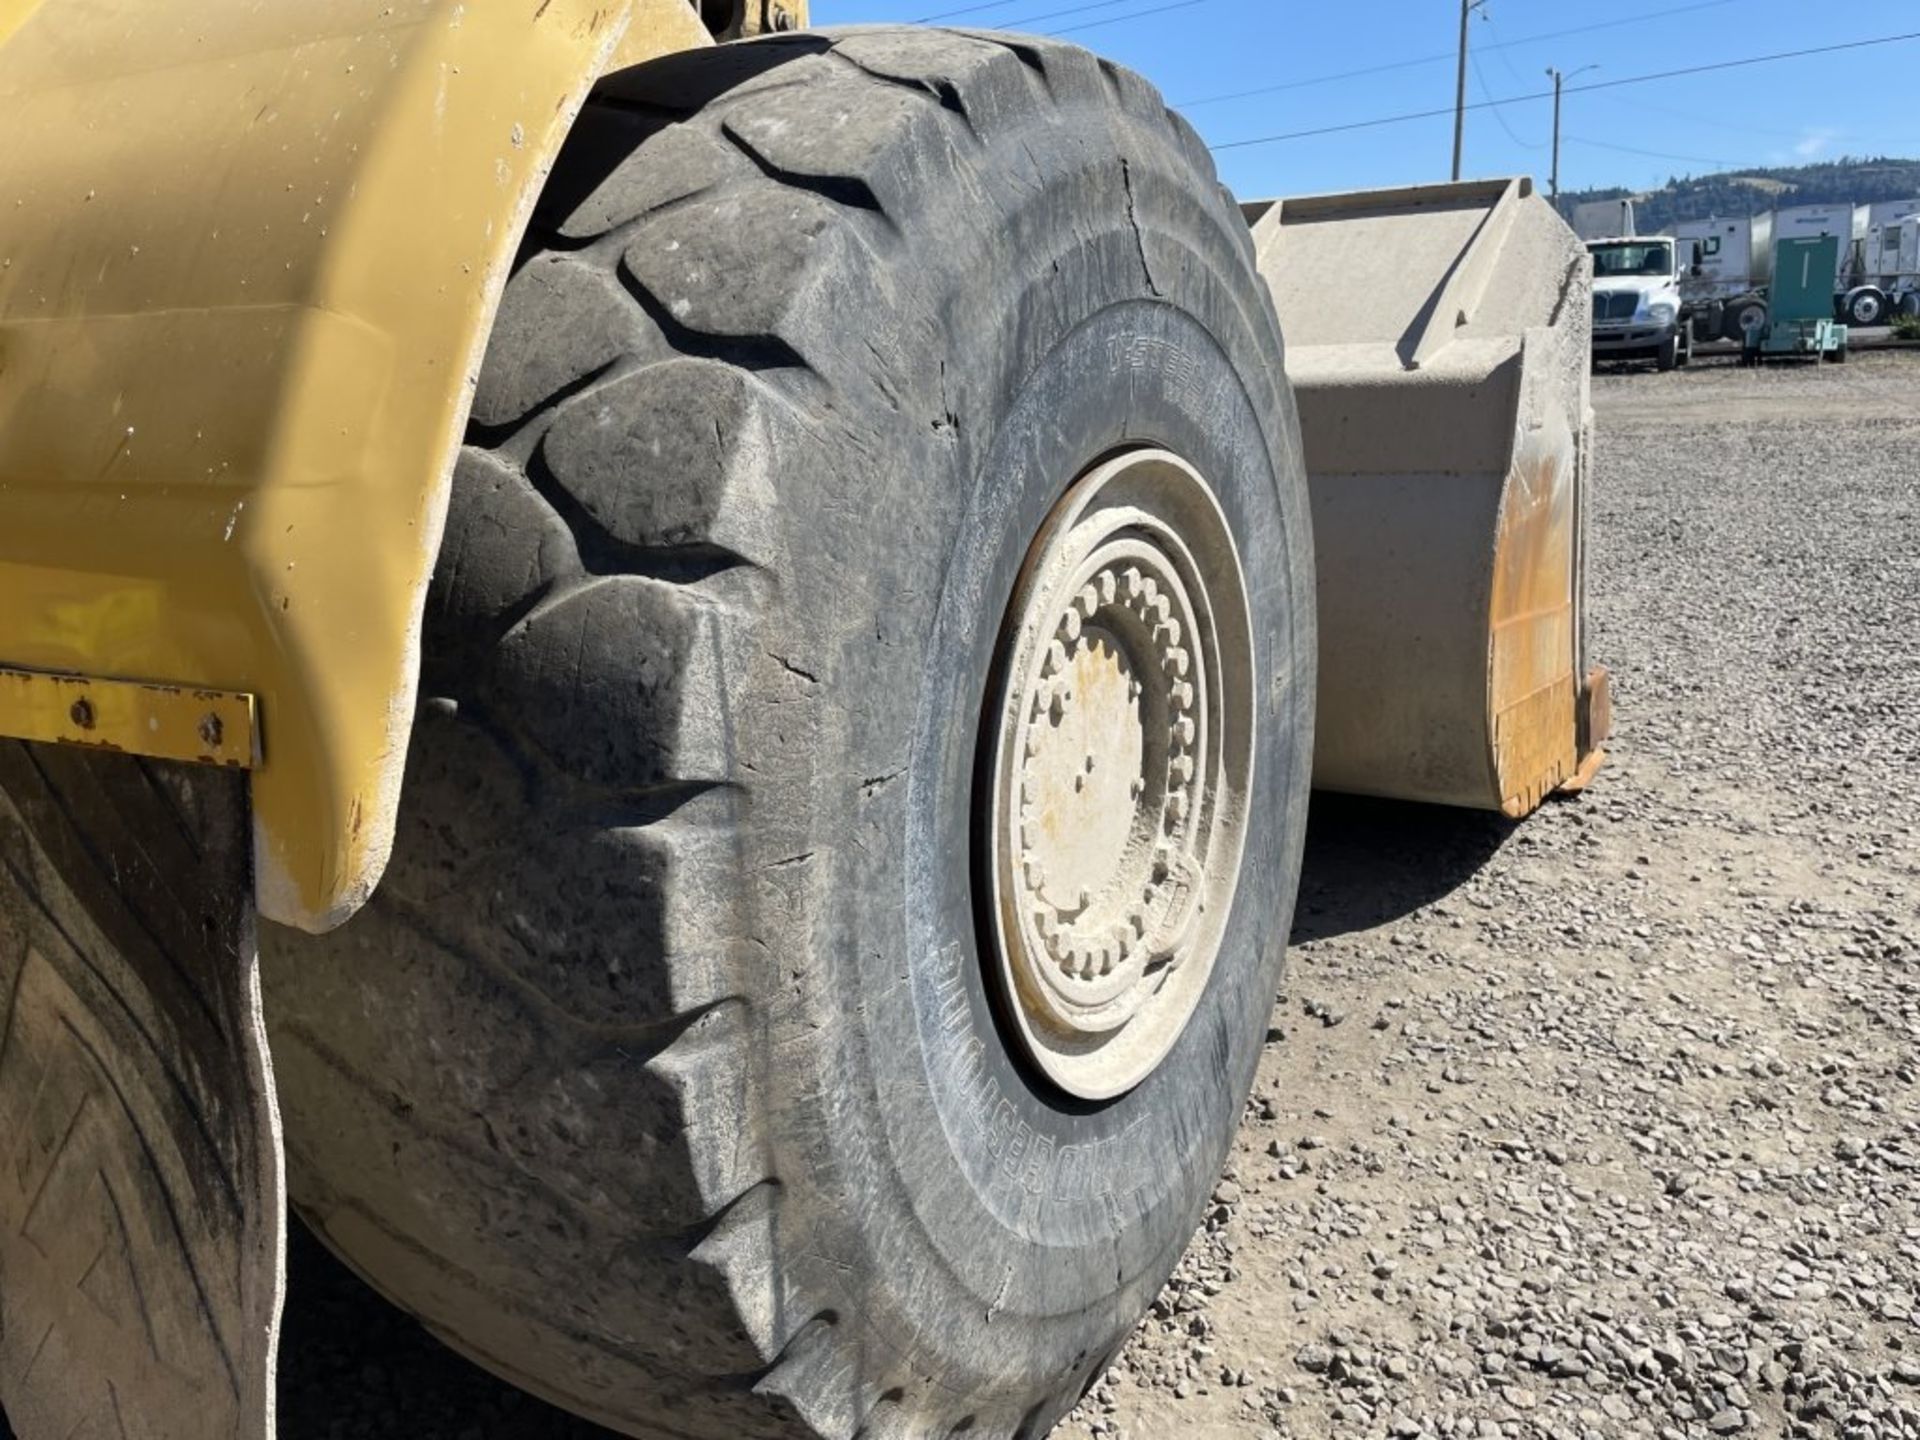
[985,449,1255,1100]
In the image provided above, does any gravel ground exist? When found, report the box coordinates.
[1065,348,1920,1440]
[4,350,1916,1440]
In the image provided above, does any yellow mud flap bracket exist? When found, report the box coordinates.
[0,667,256,769]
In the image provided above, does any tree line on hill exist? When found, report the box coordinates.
[1557,156,1920,231]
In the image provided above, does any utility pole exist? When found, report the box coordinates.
[1547,67,1564,202]
[1451,0,1487,182]
[1545,64,1599,204]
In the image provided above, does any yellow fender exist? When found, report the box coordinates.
[0,0,720,932]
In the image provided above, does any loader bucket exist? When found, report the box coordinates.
[1245,177,1607,817]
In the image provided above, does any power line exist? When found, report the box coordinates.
[1046,0,1209,36]
[912,0,1025,22]
[1174,0,1744,110]
[1470,41,1543,150]
[936,0,1134,28]
[1210,30,1920,153]
[1564,135,1762,170]
[917,0,1201,29]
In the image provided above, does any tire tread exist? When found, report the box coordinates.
[266,27,1264,1440]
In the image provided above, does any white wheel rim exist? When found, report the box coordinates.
[984,449,1255,1101]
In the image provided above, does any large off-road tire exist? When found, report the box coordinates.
[260,26,1313,1440]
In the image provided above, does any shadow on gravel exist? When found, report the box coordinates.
[278,1220,619,1439]
[1289,791,1515,945]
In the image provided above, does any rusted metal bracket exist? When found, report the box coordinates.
[0,666,256,769]
[1559,665,1612,796]
[754,0,806,33]
[697,0,806,38]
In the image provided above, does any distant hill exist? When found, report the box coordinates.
[1558,156,1920,231]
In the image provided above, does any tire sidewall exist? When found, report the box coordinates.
[899,296,1301,1269]
[772,233,1312,1393]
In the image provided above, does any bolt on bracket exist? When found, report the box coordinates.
[0,665,257,769]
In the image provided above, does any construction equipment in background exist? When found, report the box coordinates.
[0,5,1600,1438]
[1743,233,1851,364]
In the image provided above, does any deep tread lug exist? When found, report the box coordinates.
[470,254,655,433]
[551,119,754,244]
[424,449,582,688]
[542,357,789,572]
[491,576,733,790]
[619,187,857,355]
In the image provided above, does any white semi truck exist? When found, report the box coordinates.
[1676,215,1763,338]
[1678,199,1920,336]
[1846,200,1920,322]
[1589,233,1694,370]
[1896,214,1919,316]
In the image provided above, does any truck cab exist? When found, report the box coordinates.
[1588,234,1692,370]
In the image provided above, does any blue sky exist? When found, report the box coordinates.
[807,0,1920,200]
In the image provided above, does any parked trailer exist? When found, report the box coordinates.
[1756,202,1850,255]
[1744,233,1850,365]
[1676,216,1761,338]
[1571,196,1636,242]
[1677,217,1751,290]
[1853,200,1919,276]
